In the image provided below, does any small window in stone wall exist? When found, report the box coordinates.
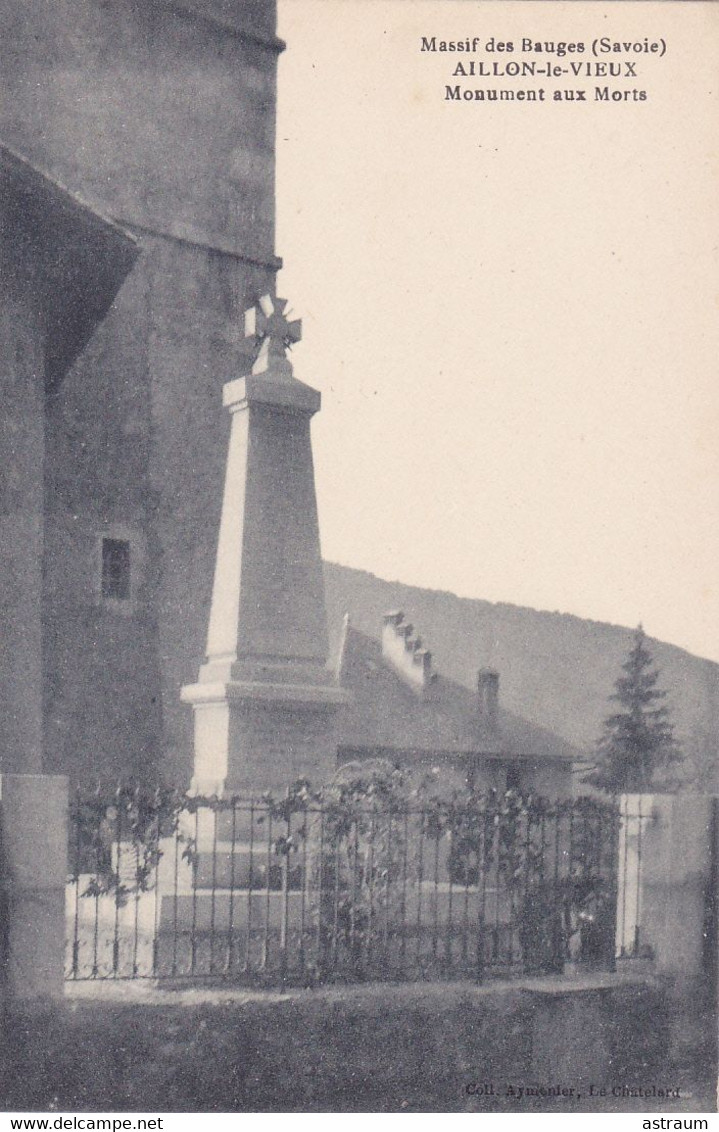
[101,537,131,601]
[506,764,523,792]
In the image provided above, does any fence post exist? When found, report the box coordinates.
[603,803,620,973]
[0,774,68,1010]
[627,794,716,988]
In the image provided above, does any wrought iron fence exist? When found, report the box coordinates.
[66,784,622,985]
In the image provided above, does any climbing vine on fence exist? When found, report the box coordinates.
[68,768,619,971]
[70,783,188,905]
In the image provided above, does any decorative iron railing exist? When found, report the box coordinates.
[66,784,624,985]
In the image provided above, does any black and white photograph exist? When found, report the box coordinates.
[0,0,716,1119]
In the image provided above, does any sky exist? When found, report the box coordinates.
[275,0,719,662]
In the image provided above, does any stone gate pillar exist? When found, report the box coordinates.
[0,774,68,1007]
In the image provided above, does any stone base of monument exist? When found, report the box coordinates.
[158,889,305,934]
[158,885,502,933]
[154,876,315,982]
[182,684,349,799]
[159,843,297,893]
[151,876,519,986]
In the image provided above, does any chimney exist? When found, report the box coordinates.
[382,611,436,693]
[477,667,499,731]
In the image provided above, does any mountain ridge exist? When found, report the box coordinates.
[323,561,719,791]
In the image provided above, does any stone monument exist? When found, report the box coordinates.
[181,294,347,796]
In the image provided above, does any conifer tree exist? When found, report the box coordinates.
[585,625,682,794]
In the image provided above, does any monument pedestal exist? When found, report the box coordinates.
[182,678,347,796]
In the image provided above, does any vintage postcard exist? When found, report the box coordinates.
[0,0,716,1119]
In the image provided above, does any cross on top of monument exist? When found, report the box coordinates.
[244,294,302,377]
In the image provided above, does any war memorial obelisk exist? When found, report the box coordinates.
[181,295,347,797]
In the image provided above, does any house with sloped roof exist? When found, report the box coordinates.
[335,612,578,797]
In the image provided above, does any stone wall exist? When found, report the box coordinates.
[0,284,45,775]
[0,0,279,256]
[0,0,281,782]
[0,979,703,1113]
[41,235,277,782]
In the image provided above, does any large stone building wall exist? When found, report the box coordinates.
[0,0,282,782]
[0,280,46,774]
[0,0,279,254]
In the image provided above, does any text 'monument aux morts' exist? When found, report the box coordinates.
[420,35,668,104]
